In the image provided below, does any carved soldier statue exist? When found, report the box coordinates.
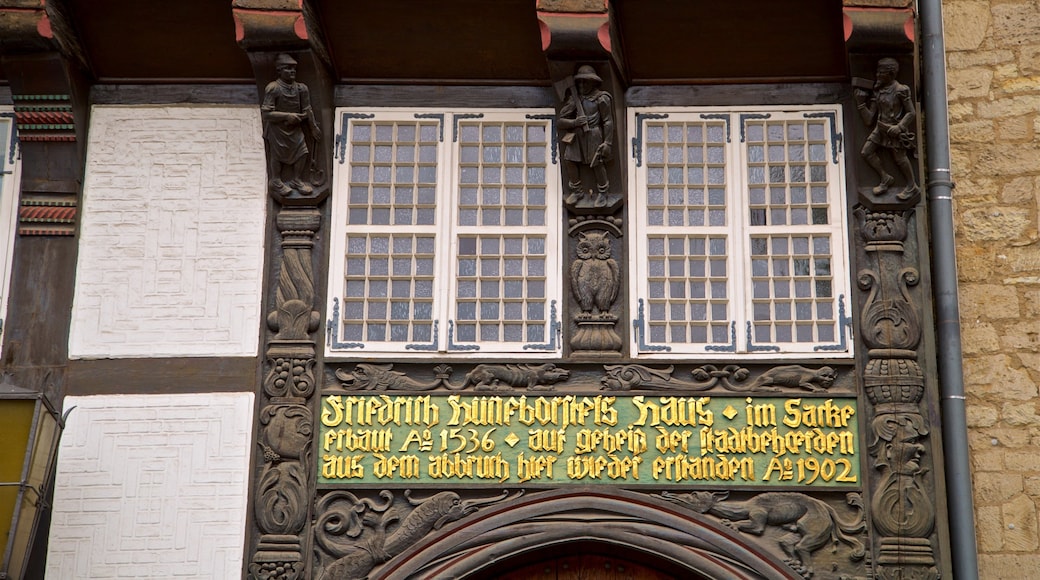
[557,65,614,207]
[855,57,918,200]
[262,53,321,196]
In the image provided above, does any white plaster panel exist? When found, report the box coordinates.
[45,393,254,579]
[70,106,266,358]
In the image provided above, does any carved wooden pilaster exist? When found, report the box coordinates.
[844,11,943,578]
[856,207,939,580]
[538,1,628,358]
[235,3,333,577]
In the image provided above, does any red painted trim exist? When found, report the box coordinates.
[597,21,611,53]
[36,11,52,38]
[904,14,915,43]
[842,7,916,43]
[294,13,307,40]
[539,18,551,51]
[233,11,245,42]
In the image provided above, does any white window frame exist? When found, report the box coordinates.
[0,110,21,344]
[628,105,853,358]
[326,108,562,358]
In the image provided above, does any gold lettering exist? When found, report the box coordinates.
[516,453,556,483]
[321,454,364,479]
[321,395,345,427]
[784,399,855,429]
[744,397,777,427]
[529,428,566,453]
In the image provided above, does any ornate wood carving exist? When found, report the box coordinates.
[853,58,919,203]
[601,364,838,394]
[380,489,803,579]
[855,207,939,580]
[238,6,333,572]
[312,489,518,579]
[250,206,322,580]
[659,490,867,579]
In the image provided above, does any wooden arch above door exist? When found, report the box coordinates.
[470,540,702,580]
[375,488,801,580]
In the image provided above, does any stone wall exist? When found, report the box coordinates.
[945,0,1040,576]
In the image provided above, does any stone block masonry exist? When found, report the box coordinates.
[45,393,254,579]
[69,105,267,358]
[946,0,1040,578]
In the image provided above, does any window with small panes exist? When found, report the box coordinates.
[629,107,853,356]
[326,109,561,356]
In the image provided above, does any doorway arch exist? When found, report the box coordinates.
[377,488,800,580]
[466,540,705,580]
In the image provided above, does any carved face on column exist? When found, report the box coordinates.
[260,405,312,461]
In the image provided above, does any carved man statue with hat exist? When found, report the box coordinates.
[262,53,321,196]
[557,64,614,207]
[854,57,918,200]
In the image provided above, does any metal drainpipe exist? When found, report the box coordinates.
[917,0,980,577]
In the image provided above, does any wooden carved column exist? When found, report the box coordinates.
[845,4,944,578]
[233,2,333,578]
[0,0,91,406]
[537,0,628,358]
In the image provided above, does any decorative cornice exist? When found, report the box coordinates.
[843,7,915,53]
[0,0,91,72]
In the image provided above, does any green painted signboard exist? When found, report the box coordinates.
[318,394,860,487]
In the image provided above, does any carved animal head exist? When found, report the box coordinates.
[576,231,612,260]
[424,492,477,529]
[660,490,729,514]
[534,363,570,383]
[335,363,403,390]
[816,366,837,387]
[407,490,515,530]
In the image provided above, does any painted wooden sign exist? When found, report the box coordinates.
[319,394,859,487]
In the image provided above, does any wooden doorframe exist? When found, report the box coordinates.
[377,488,800,580]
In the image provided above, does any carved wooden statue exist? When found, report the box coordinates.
[571,230,620,318]
[557,65,614,207]
[854,57,918,201]
[262,53,321,197]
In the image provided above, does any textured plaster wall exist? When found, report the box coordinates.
[45,393,254,579]
[69,105,267,359]
[945,0,1040,576]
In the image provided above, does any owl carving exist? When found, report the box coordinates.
[571,231,620,318]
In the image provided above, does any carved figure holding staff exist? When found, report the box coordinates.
[262,53,321,196]
[854,57,918,200]
[557,65,614,207]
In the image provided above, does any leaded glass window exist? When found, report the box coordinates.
[328,110,560,355]
[631,108,852,356]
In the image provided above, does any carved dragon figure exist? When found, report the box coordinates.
[333,363,444,391]
[659,491,865,578]
[316,490,514,579]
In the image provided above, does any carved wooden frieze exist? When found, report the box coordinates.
[325,362,852,396]
[658,490,868,579]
